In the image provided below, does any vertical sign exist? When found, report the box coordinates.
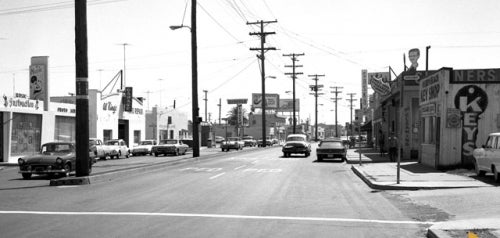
[237,104,243,127]
[124,87,133,112]
[361,69,368,110]
[454,85,488,165]
[29,56,49,110]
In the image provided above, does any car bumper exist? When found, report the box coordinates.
[282,147,309,153]
[19,168,69,174]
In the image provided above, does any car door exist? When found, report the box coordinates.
[483,136,496,170]
[491,136,500,169]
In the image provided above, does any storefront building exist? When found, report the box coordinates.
[145,106,189,142]
[419,68,500,169]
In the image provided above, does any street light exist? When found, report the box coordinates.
[169,0,200,157]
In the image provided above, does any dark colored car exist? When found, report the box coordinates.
[282,134,311,157]
[152,139,189,156]
[316,139,347,162]
[18,142,95,179]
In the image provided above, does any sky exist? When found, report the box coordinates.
[1,0,500,125]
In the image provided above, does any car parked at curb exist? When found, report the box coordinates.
[104,139,130,159]
[316,138,347,162]
[18,142,95,179]
[221,137,244,151]
[152,139,189,156]
[89,138,118,160]
[472,132,500,182]
[131,140,156,156]
[215,136,225,144]
[282,134,311,157]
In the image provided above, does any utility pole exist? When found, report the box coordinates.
[75,0,90,176]
[203,90,208,122]
[346,93,357,140]
[426,45,431,75]
[208,112,212,123]
[117,43,129,89]
[330,86,343,137]
[308,74,325,141]
[283,53,304,134]
[191,0,200,157]
[248,19,277,147]
[144,90,151,110]
[217,98,222,125]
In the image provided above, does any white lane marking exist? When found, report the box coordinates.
[209,172,226,180]
[242,168,282,173]
[234,165,247,170]
[0,211,435,225]
[180,167,222,172]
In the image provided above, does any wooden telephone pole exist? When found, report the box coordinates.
[283,53,304,134]
[308,74,325,141]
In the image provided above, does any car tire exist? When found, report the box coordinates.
[22,173,32,180]
[474,160,486,177]
[117,151,122,159]
[305,152,310,157]
[154,152,158,157]
[283,153,287,158]
[317,156,323,162]
[125,151,130,158]
[63,163,71,177]
[494,166,500,183]
[100,156,106,160]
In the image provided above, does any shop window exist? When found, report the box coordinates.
[421,116,436,144]
[11,113,42,157]
[133,130,141,144]
[54,116,75,142]
[103,130,112,142]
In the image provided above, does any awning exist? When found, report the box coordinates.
[360,120,372,132]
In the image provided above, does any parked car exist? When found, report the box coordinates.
[131,140,156,156]
[18,142,95,179]
[316,138,347,162]
[257,137,273,147]
[242,136,257,147]
[215,136,225,143]
[152,139,189,156]
[89,138,118,160]
[472,132,500,182]
[221,137,244,151]
[104,139,130,159]
[282,134,311,157]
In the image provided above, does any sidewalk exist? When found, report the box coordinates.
[348,147,499,238]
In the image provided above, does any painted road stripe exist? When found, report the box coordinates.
[0,211,435,225]
[209,172,226,180]
[234,165,247,170]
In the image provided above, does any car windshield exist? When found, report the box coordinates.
[139,141,154,145]
[105,141,119,145]
[160,140,177,145]
[319,141,343,148]
[287,136,305,142]
[227,138,239,141]
[242,137,253,140]
[42,144,73,153]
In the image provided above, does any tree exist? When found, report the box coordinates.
[226,106,248,126]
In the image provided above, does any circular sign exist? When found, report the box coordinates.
[454,85,488,113]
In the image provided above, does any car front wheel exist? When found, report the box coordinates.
[474,160,486,177]
[494,166,500,183]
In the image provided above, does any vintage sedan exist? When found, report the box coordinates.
[472,132,500,182]
[282,134,311,157]
[152,139,189,156]
[104,139,130,159]
[131,140,156,156]
[18,142,95,179]
[316,138,347,162]
[242,136,257,147]
[221,137,244,151]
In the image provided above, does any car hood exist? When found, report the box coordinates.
[23,153,73,164]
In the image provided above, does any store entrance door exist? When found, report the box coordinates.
[118,119,129,146]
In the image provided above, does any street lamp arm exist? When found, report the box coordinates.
[169,25,191,31]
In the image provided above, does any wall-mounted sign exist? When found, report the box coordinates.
[227,98,248,105]
[277,99,300,112]
[124,87,133,112]
[419,72,441,105]
[252,93,279,109]
[361,70,368,109]
[1,95,43,111]
[446,108,461,128]
[420,103,436,116]
[451,68,500,84]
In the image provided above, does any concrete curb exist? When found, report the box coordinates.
[350,165,485,190]
[427,228,453,238]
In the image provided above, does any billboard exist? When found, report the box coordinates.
[368,72,391,96]
[251,93,279,109]
[277,99,300,112]
[227,98,248,104]
[29,65,46,101]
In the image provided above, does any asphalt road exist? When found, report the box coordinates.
[0,146,433,237]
